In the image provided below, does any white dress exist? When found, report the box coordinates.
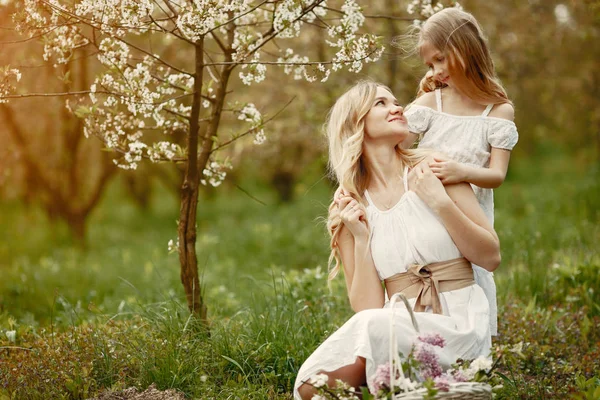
[293,167,491,398]
[404,88,519,335]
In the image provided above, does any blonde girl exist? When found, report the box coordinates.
[294,80,499,399]
[402,7,519,336]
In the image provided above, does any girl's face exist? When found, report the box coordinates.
[363,87,408,142]
[420,40,451,86]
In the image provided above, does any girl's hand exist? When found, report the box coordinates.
[429,156,466,184]
[335,190,369,240]
[413,162,451,211]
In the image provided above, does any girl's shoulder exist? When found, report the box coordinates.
[411,91,437,110]
[488,103,515,122]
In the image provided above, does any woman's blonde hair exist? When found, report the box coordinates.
[325,80,428,280]
[410,8,511,105]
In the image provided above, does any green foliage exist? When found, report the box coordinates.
[0,154,599,399]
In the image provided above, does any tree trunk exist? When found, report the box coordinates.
[178,175,204,318]
[178,38,207,321]
[66,212,87,245]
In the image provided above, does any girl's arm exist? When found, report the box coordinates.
[401,91,437,150]
[429,103,515,188]
[335,195,385,311]
[412,162,501,271]
[429,148,511,188]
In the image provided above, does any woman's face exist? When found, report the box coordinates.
[363,86,408,142]
[420,40,451,86]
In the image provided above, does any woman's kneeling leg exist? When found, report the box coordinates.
[297,356,366,400]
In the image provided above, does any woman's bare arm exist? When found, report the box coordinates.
[335,200,385,312]
[412,162,501,271]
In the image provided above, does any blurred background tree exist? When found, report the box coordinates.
[0,11,116,242]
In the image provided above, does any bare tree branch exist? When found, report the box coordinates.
[210,95,296,153]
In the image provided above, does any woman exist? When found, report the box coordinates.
[294,80,500,399]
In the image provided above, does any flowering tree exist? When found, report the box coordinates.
[1,0,383,321]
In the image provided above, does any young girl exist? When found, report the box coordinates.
[402,7,519,336]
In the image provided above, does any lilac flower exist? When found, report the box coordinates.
[414,343,443,379]
[434,374,451,392]
[418,333,446,348]
[370,362,391,394]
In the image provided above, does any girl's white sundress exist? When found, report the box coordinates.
[404,88,519,335]
[293,167,491,398]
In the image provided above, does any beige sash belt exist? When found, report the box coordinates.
[384,257,475,315]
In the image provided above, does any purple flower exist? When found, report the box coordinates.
[415,343,443,379]
[370,362,392,394]
[418,333,446,348]
[434,374,451,392]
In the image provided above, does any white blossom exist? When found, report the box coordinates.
[148,141,180,162]
[168,238,179,253]
[0,67,21,103]
[273,0,304,39]
[7,0,384,171]
[177,0,252,41]
[238,103,262,124]
[5,330,16,343]
[75,0,153,33]
[253,129,266,145]
[239,52,267,85]
[43,25,89,65]
[309,373,329,388]
[463,356,493,380]
[201,160,231,187]
[406,0,463,25]
[98,38,131,69]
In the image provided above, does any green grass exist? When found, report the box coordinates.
[0,154,599,399]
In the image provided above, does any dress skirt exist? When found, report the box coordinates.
[293,284,491,399]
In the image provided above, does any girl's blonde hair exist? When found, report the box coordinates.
[412,8,511,105]
[325,80,428,280]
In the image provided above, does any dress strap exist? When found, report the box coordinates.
[481,104,493,117]
[435,88,442,112]
[403,166,409,192]
[364,190,375,207]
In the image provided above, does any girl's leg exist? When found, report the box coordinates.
[297,356,366,400]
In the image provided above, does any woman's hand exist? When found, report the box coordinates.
[335,190,369,240]
[429,155,466,184]
[412,162,452,212]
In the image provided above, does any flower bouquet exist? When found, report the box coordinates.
[306,293,500,399]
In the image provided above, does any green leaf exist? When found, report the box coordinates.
[74,106,90,119]
[360,386,373,399]
[221,355,246,376]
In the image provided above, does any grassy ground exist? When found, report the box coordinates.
[0,153,599,399]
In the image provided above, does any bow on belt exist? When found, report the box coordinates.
[384,257,475,315]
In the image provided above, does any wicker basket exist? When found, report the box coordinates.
[388,292,492,400]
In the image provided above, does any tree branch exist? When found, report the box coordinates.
[39,0,192,76]
[210,96,296,153]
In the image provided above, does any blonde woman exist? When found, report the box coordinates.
[294,81,500,399]
[402,7,519,336]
